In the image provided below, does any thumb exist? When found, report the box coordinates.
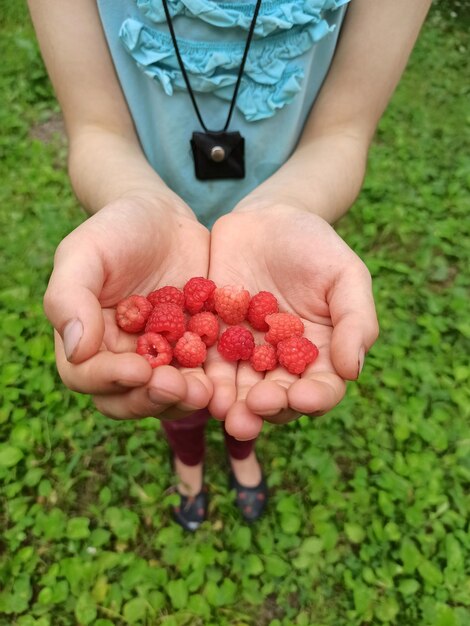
[43,236,106,364]
[328,264,379,380]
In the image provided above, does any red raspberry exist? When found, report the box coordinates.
[250,344,277,372]
[187,312,219,347]
[277,337,319,375]
[202,291,216,312]
[136,333,173,368]
[247,291,279,331]
[265,312,304,345]
[214,285,251,325]
[174,332,207,368]
[145,303,186,344]
[147,286,184,308]
[217,326,255,362]
[183,277,216,315]
[116,295,153,333]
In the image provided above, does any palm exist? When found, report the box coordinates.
[206,206,378,440]
[74,200,207,305]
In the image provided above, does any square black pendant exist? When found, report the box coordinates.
[191,131,245,180]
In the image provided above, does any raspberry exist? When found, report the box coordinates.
[250,344,277,372]
[277,337,319,375]
[116,295,153,333]
[265,312,304,345]
[247,291,279,331]
[136,333,173,368]
[183,277,216,315]
[214,285,251,325]
[145,302,186,344]
[202,291,216,312]
[187,312,219,347]
[217,326,255,362]
[147,286,184,308]
[174,332,207,368]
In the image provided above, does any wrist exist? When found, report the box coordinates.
[226,202,328,233]
[118,189,198,222]
[68,125,196,220]
[233,196,310,217]
[234,131,368,224]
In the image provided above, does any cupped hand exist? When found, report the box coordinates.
[44,195,213,420]
[206,205,379,440]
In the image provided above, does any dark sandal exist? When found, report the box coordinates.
[173,486,208,532]
[168,451,207,531]
[229,471,268,522]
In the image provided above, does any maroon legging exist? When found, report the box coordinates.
[161,409,256,466]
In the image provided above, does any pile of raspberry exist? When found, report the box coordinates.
[115,277,319,375]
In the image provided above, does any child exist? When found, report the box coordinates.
[29,0,431,529]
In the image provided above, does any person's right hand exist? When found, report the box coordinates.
[44,195,213,421]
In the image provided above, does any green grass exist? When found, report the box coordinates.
[1,2,469,625]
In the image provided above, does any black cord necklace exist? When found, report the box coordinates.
[161,0,263,180]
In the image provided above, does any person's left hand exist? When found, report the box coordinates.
[205,204,379,440]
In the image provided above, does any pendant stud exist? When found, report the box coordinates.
[210,146,226,162]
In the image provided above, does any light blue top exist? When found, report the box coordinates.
[97,0,350,227]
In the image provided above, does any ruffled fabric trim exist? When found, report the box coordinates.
[136,0,350,37]
[120,16,340,120]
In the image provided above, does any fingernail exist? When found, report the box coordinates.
[63,318,83,361]
[357,347,365,377]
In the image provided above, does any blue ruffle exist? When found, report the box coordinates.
[120,15,342,121]
[135,0,350,37]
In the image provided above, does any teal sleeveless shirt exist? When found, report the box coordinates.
[97,0,350,226]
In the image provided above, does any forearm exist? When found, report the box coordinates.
[28,0,194,220]
[234,130,368,224]
[235,0,431,224]
[68,125,195,218]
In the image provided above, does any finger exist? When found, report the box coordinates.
[172,368,214,412]
[235,360,264,401]
[287,373,346,416]
[246,381,298,424]
[94,367,213,421]
[102,309,141,353]
[55,332,152,394]
[44,235,106,364]
[245,362,297,422]
[149,366,208,408]
[93,393,199,422]
[279,324,345,416]
[224,401,264,441]
[145,366,212,415]
[93,366,189,420]
[92,390,181,421]
[328,264,379,380]
[205,346,237,420]
[224,362,264,440]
